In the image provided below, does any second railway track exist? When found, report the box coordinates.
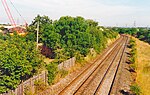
[58,35,129,95]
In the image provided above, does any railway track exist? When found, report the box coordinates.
[58,35,128,95]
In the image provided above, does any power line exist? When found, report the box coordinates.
[8,0,27,25]
[1,0,16,27]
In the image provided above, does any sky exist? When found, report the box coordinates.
[0,0,150,27]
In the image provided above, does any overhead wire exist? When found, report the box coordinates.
[8,0,27,25]
[1,0,13,25]
[1,0,16,26]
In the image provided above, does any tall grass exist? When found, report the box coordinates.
[129,38,141,95]
[129,38,137,71]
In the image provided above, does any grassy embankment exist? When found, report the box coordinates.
[133,37,150,95]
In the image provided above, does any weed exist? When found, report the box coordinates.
[24,86,34,95]
[59,69,68,78]
[34,79,47,93]
[130,84,141,95]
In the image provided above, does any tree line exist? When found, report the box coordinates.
[112,27,150,44]
[28,15,118,61]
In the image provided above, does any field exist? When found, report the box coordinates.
[134,38,150,95]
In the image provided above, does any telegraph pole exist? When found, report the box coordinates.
[36,21,39,50]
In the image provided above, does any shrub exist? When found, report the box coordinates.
[129,38,137,65]
[46,63,58,85]
[130,84,141,95]
[129,39,136,48]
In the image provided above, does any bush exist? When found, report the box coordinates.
[129,39,136,48]
[128,38,137,72]
[74,51,84,62]
[129,38,137,65]
[0,34,43,93]
[46,63,58,85]
[130,84,141,95]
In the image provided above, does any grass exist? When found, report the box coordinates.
[130,84,141,95]
[133,37,150,95]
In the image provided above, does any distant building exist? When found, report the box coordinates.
[0,25,27,35]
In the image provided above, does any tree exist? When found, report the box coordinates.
[28,15,119,60]
[27,15,53,42]
[0,34,43,93]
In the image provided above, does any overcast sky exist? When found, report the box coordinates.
[0,0,150,27]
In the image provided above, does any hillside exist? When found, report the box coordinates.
[134,37,150,95]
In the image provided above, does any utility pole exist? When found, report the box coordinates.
[36,21,39,50]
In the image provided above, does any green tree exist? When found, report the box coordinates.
[27,15,53,42]
[46,63,58,85]
[0,34,43,93]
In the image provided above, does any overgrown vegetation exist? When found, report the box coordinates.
[129,38,141,95]
[129,39,137,71]
[112,27,150,44]
[24,79,48,95]
[130,84,141,95]
[28,15,118,61]
[0,33,44,93]
[0,15,118,93]
[46,63,58,85]
[28,15,118,86]
[34,79,48,93]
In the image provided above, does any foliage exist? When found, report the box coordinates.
[28,15,118,60]
[46,63,58,85]
[58,69,68,78]
[34,79,47,93]
[0,15,119,94]
[0,34,43,93]
[24,86,34,95]
[112,27,150,44]
[130,84,141,95]
[129,38,137,72]
[27,15,118,86]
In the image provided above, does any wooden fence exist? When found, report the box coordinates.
[1,71,47,95]
[58,57,76,70]
[1,57,76,95]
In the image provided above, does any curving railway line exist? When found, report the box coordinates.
[57,35,129,95]
[39,35,129,95]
